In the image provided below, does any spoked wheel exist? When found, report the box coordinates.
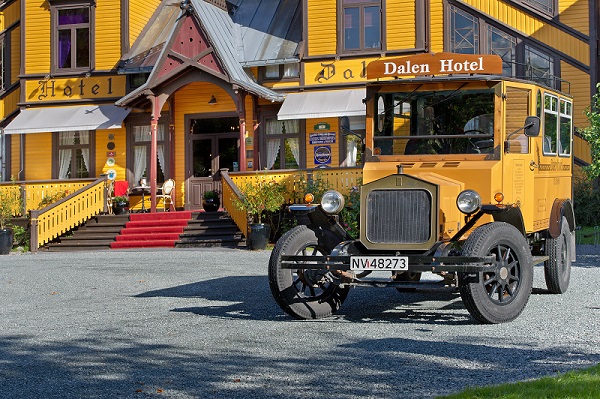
[544,216,572,294]
[268,225,349,319]
[458,222,533,324]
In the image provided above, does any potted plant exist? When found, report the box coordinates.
[0,186,22,255]
[235,176,286,250]
[112,196,129,215]
[202,190,220,212]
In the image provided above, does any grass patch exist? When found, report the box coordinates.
[438,364,600,398]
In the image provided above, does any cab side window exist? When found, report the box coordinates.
[543,94,558,155]
[559,99,572,157]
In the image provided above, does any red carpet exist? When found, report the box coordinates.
[110,211,193,249]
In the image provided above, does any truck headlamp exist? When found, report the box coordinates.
[321,190,345,214]
[457,190,481,215]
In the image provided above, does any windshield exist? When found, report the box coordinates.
[374,88,496,156]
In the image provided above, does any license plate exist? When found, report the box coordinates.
[350,256,409,271]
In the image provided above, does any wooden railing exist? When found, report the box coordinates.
[29,176,109,251]
[222,167,363,236]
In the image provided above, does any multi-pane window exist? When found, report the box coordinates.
[56,131,93,179]
[55,6,91,70]
[450,7,478,55]
[130,124,169,185]
[488,26,516,76]
[525,45,555,88]
[342,0,381,51]
[559,99,572,156]
[522,0,554,15]
[264,119,302,169]
[543,94,558,154]
[448,6,557,87]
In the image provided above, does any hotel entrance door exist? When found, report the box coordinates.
[187,117,240,210]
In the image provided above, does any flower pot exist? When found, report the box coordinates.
[248,223,270,250]
[202,198,220,212]
[0,228,14,255]
[113,203,129,215]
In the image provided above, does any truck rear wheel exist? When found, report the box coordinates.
[544,217,572,294]
[268,225,349,320]
[459,222,533,324]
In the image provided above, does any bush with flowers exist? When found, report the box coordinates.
[234,175,286,224]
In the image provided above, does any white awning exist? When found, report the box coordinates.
[277,89,366,120]
[3,105,131,134]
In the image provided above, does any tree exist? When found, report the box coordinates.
[579,83,600,180]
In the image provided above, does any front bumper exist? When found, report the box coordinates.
[280,254,496,274]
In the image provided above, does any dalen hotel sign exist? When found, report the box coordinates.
[367,53,503,79]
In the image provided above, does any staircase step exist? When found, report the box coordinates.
[61,233,120,240]
[111,240,176,249]
[175,238,246,248]
[115,233,181,241]
[125,220,189,229]
[120,226,184,235]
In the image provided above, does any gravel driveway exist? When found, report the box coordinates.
[1,246,599,399]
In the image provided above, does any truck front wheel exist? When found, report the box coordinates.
[268,225,349,320]
[458,222,533,324]
[544,217,572,294]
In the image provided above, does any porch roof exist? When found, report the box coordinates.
[277,89,366,120]
[2,105,131,134]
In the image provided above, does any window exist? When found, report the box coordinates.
[559,99,572,156]
[340,116,364,167]
[53,4,92,71]
[525,45,555,88]
[543,94,558,154]
[521,0,554,15]
[448,6,557,87]
[341,0,381,51]
[260,63,300,81]
[264,119,302,169]
[55,131,94,179]
[488,26,516,76]
[450,7,478,55]
[130,124,170,185]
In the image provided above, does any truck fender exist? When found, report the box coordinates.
[549,199,575,238]
[482,205,526,237]
[287,204,350,242]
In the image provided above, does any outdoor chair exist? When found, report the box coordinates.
[157,179,175,211]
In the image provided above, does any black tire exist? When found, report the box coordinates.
[268,225,349,320]
[544,217,572,294]
[458,222,533,324]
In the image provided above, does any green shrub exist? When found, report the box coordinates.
[573,179,600,227]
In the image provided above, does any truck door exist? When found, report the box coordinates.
[502,84,536,232]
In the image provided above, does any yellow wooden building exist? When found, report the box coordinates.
[0,0,598,213]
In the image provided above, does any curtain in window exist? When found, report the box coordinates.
[287,138,300,167]
[79,131,90,174]
[156,125,166,178]
[133,126,148,183]
[265,120,283,169]
[58,131,75,179]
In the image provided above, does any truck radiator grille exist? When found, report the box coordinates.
[366,189,432,244]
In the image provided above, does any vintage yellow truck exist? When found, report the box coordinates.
[269,53,576,324]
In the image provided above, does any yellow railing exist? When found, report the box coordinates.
[29,176,109,251]
[222,167,363,236]
[0,184,23,217]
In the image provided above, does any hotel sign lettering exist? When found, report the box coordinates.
[25,76,127,102]
[367,53,503,79]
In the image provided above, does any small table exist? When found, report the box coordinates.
[133,185,151,212]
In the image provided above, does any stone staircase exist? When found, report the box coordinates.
[43,211,245,251]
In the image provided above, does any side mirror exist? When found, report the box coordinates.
[524,116,541,137]
[340,116,350,133]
